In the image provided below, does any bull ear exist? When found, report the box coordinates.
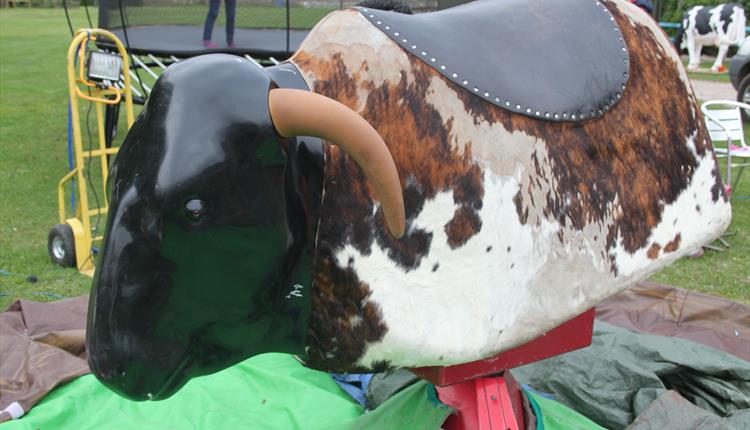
[268,88,405,238]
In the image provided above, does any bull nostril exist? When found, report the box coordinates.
[98,364,126,383]
[140,215,163,247]
[90,353,125,382]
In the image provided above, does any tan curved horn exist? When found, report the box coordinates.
[269,88,405,239]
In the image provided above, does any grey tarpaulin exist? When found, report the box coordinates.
[627,390,750,430]
[512,320,750,429]
[367,369,421,410]
[0,296,90,422]
[596,281,749,361]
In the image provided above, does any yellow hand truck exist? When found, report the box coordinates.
[49,29,135,277]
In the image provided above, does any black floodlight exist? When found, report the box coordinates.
[88,51,122,82]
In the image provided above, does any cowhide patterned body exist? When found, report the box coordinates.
[292,0,731,372]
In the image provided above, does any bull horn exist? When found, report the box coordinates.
[269,88,405,239]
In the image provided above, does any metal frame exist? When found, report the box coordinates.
[59,28,135,276]
[61,31,269,276]
[102,51,275,146]
[121,52,277,101]
[701,100,750,195]
[412,309,595,429]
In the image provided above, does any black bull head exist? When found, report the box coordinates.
[86,54,404,401]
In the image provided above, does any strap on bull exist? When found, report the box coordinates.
[410,309,595,430]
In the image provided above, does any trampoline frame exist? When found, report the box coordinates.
[94,0,313,144]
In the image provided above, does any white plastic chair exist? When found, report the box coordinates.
[701,100,750,195]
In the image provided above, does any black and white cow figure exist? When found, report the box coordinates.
[676,3,746,72]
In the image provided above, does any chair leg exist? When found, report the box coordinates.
[703,243,725,252]
[717,236,731,248]
[702,231,737,253]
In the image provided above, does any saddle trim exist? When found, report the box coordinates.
[357,0,630,123]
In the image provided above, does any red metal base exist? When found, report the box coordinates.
[436,371,525,430]
[411,308,596,430]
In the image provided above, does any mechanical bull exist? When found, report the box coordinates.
[87,0,732,401]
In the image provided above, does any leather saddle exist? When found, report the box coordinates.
[357,0,630,123]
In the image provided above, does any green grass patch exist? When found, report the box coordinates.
[0,8,96,309]
[0,9,748,311]
[684,57,732,83]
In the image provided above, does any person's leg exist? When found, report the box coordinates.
[203,0,221,45]
[225,0,236,46]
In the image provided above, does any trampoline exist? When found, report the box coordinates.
[108,25,311,59]
[97,0,343,60]
[85,0,443,139]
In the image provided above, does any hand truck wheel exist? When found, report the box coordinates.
[48,223,77,267]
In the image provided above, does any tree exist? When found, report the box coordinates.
[653,0,749,23]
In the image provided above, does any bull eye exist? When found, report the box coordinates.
[184,198,206,222]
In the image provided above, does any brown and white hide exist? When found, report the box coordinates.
[290,0,731,372]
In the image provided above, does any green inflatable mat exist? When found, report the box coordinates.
[1,353,451,430]
[0,351,623,430]
[525,390,606,430]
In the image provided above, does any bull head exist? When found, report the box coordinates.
[86,54,404,401]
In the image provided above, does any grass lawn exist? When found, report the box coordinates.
[683,57,732,83]
[0,8,748,311]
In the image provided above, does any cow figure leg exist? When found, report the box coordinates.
[687,37,702,70]
[711,43,729,72]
